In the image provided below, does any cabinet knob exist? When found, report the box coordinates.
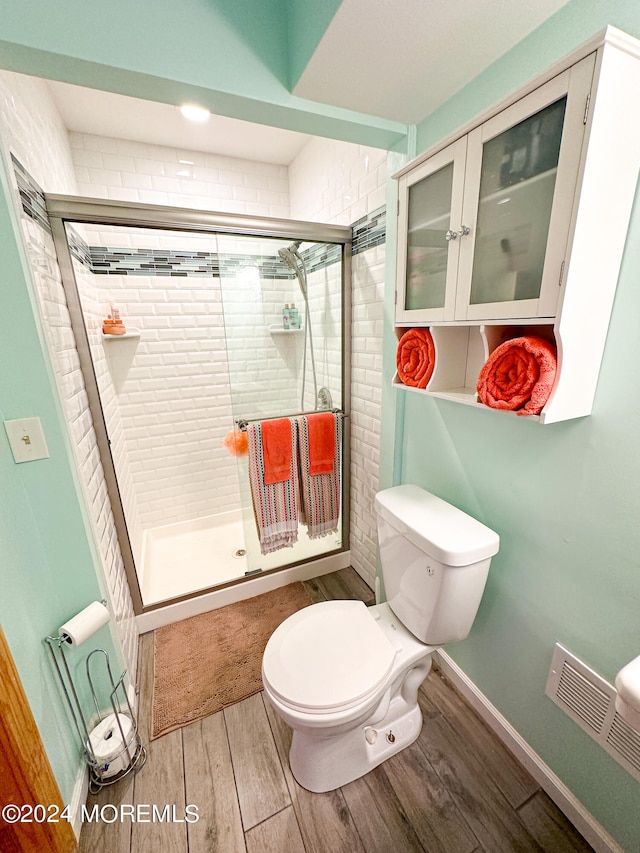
[445,226,470,242]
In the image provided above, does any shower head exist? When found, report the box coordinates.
[277,240,302,265]
[278,241,307,297]
[278,240,317,408]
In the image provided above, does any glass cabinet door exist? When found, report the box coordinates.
[396,138,466,322]
[469,98,566,305]
[456,54,595,320]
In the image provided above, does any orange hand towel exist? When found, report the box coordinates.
[476,335,557,416]
[261,418,293,484]
[306,412,337,476]
[396,327,436,388]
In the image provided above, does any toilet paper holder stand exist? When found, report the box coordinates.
[45,617,146,792]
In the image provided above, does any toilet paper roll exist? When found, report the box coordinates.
[89,713,134,762]
[59,601,110,646]
[88,713,136,778]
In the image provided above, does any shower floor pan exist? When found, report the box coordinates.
[140,509,341,607]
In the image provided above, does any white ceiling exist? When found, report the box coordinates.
[46,0,571,164]
[46,82,311,165]
[295,0,572,123]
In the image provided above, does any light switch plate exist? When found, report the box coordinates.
[4,417,50,463]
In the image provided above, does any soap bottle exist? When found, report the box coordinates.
[111,305,126,334]
[289,303,300,330]
[103,305,127,335]
[282,304,291,330]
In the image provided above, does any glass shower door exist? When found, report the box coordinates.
[62,220,254,606]
[50,197,350,612]
[217,233,345,576]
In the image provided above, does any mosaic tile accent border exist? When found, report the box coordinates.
[352,206,386,255]
[14,158,385,274]
[299,241,342,272]
[68,229,343,280]
[11,154,52,234]
[91,245,222,277]
[66,226,93,268]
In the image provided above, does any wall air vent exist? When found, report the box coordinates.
[546,643,640,783]
[607,714,640,775]
[555,656,610,734]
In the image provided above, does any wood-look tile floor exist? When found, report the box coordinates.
[79,569,594,852]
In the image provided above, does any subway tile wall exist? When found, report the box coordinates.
[71,132,385,588]
[77,226,243,535]
[0,73,77,193]
[69,226,342,537]
[68,244,146,572]
[0,71,138,683]
[289,137,387,225]
[70,132,290,219]
[350,245,386,587]
[290,137,387,589]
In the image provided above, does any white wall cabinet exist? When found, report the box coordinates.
[393,27,640,423]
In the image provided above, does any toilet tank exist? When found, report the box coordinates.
[374,485,499,645]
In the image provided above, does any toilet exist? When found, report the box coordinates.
[262,484,500,793]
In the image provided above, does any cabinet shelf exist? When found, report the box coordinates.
[394,322,552,420]
[480,165,558,205]
[393,378,540,420]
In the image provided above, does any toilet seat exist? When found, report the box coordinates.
[262,600,397,714]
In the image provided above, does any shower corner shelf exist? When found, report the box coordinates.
[269,324,303,335]
[102,328,141,341]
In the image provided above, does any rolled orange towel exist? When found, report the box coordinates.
[476,335,557,416]
[396,328,436,389]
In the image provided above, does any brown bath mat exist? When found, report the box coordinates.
[151,582,313,739]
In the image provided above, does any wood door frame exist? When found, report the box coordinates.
[0,626,77,852]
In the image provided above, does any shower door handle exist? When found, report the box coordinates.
[445,226,470,242]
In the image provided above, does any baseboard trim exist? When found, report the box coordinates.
[435,650,623,853]
[68,761,89,841]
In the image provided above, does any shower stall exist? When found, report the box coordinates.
[46,196,351,617]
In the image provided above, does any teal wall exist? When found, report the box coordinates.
[379,1,640,849]
[0,150,121,803]
[0,0,406,151]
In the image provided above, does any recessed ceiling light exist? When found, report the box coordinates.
[179,105,211,123]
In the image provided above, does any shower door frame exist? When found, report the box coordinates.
[46,194,352,616]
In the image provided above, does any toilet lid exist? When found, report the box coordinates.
[262,600,397,713]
